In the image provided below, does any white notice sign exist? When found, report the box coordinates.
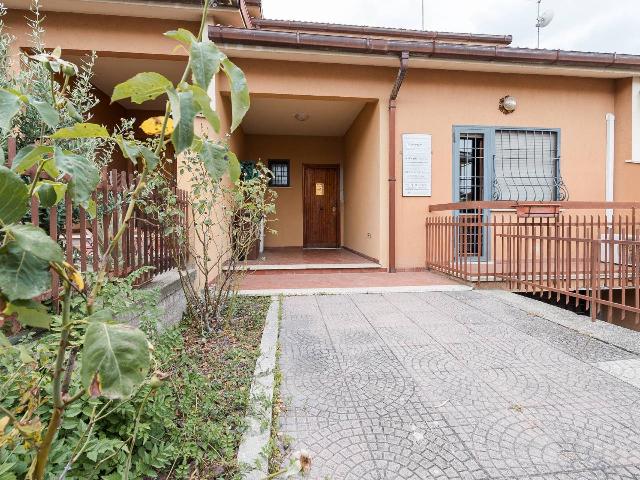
[402,134,432,197]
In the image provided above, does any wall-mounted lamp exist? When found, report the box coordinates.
[294,112,310,122]
[499,95,517,114]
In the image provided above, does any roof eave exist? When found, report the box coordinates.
[252,18,513,46]
[209,25,640,74]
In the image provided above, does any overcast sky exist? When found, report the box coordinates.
[261,0,640,55]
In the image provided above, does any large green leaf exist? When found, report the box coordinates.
[29,97,60,128]
[54,148,100,206]
[190,84,220,133]
[3,300,51,329]
[4,224,64,263]
[166,87,181,125]
[171,90,196,154]
[190,41,224,91]
[86,198,97,218]
[0,89,24,133]
[115,136,160,172]
[64,99,84,122]
[227,150,241,183]
[115,135,141,164]
[85,309,114,324]
[139,146,160,171]
[199,141,229,181]
[112,72,173,105]
[34,180,67,208]
[42,158,60,179]
[51,123,109,139]
[11,145,53,174]
[221,58,249,132]
[81,321,151,399]
[0,166,29,225]
[164,28,197,47]
[0,244,51,301]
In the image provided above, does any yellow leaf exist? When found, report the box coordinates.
[140,116,173,136]
[16,418,42,436]
[0,416,9,434]
[63,261,85,291]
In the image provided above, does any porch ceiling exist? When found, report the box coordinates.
[241,96,367,136]
[68,55,185,111]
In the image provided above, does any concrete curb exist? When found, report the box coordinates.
[237,284,472,296]
[237,296,280,480]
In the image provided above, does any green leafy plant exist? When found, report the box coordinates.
[159,156,276,334]
[0,0,250,477]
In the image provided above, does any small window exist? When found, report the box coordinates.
[454,127,565,204]
[268,160,290,187]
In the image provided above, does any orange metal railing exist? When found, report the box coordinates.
[426,201,640,323]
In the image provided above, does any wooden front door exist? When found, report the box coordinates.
[303,165,340,248]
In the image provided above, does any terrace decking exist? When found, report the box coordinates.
[238,247,383,272]
[236,247,466,294]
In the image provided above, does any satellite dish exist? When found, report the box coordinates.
[534,1,554,48]
[537,10,554,28]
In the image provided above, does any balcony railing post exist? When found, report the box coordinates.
[590,237,599,321]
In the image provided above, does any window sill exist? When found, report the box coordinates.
[625,160,640,164]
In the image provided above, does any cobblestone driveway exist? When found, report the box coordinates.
[278,291,640,479]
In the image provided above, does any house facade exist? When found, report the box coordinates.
[5,0,640,272]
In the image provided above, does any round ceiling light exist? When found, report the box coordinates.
[294,112,310,122]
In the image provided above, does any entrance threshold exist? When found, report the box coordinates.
[237,270,468,295]
[224,247,383,273]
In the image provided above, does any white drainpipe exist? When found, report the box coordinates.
[606,113,615,224]
[259,217,265,254]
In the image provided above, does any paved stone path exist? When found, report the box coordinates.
[278,291,640,479]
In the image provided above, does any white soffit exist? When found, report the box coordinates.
[220,44,638,79]
[241,97,366,136]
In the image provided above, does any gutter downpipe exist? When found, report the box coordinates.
[388,51,409,273]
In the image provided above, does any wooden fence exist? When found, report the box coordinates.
[6,139,189,310]
[426,201,640,324]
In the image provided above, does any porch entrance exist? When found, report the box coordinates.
[303,165,340,248]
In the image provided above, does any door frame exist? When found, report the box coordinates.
[451,126,493,260]
[302,164,341,249]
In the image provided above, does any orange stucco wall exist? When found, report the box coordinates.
[243,135,344,248]
[343,102,381,261]
[394,69,619,269]
[219,58,638,270]
[614,77,638,201]
[4,9,197,58]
